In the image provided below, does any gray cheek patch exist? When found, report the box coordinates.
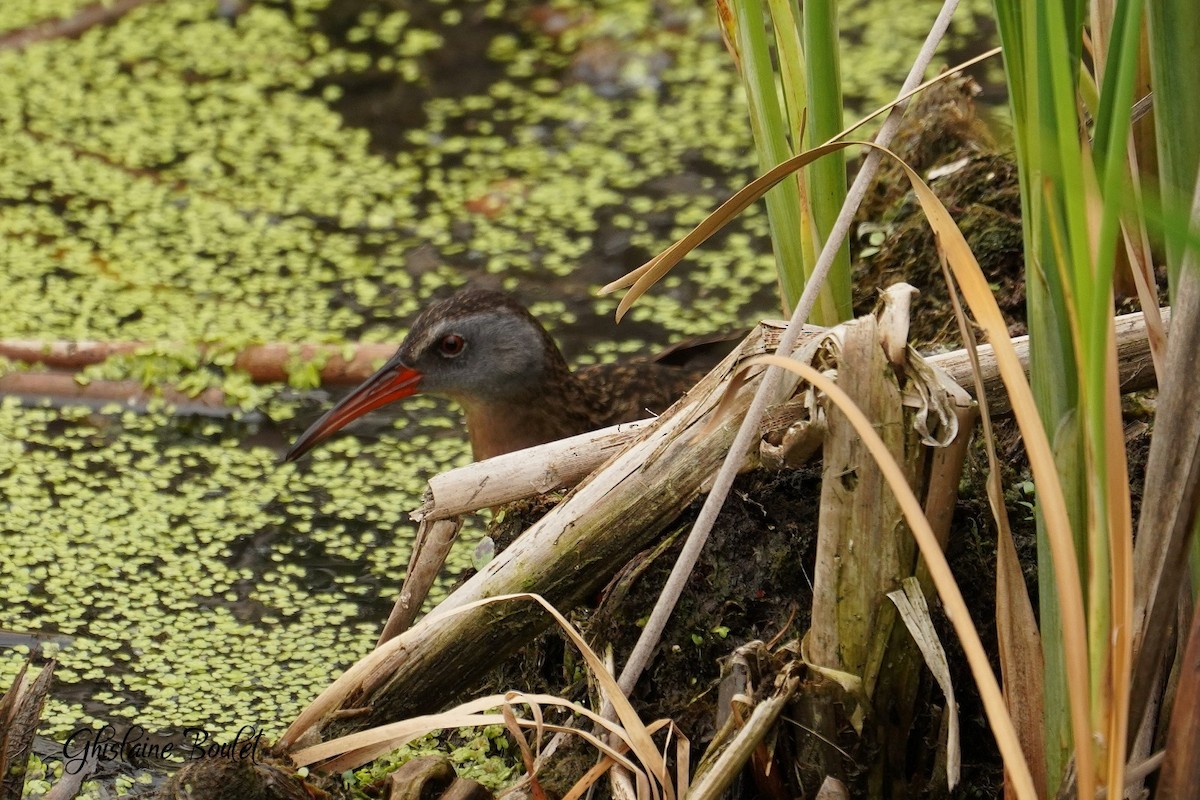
[412,312,549,401]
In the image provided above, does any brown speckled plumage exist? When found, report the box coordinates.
[286,289,706,462]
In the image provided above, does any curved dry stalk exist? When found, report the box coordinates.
[299,702,640,779]
[598,47,1001,316]
[555,719,687,800]
[939,257,1049,797]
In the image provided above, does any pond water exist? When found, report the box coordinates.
[0,0,998,789]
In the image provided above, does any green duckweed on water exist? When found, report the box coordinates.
[0,0,996,793]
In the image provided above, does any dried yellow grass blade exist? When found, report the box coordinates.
[883,145,1094,792]
[730,353,1037,799]
[609,142,849,321]
[939,258,1049,798]
[888,578,960,789]
[503,702,535,783]
[671,720,690,798]
[729,352,1041,796]
[603,256,662,295]
[524,691,547,767]
[561,719,685,800]
[293,692,643,775]
[515,593,672,800]
[293,694,506,767]
[1101,318,1135,795]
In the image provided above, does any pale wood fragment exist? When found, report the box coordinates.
[415,422,653,522]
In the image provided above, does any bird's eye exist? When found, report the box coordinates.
[439,333,466,357]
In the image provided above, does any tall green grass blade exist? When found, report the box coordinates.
[802,0,852,323]
[1147,0,1200,293]
[989,0,1157,791]
[993,1,1078,789]
[1079,1,1143,786]
[995,0,1152,791]
[722,0,813,318]
[764,0,821,305]
[765,0,807,156]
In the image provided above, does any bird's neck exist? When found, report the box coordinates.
[460,389,584,461]
[456,360,600,460]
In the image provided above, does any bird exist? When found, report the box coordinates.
[284,289,713,462]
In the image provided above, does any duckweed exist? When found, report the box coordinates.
[0,0,997,787]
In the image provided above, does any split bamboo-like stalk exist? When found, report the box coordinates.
[800,288,971,790]
[808,309,919,694]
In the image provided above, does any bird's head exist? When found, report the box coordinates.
[284,290,565,461]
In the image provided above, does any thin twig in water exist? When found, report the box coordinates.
[0,339,397,386]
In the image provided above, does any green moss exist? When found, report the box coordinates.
[348,725,517,796]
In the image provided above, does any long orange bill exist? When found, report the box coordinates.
[284,355,423,462]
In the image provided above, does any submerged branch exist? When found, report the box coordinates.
[0,0,165,51]
[0,339,396,385]
[0,370,232,417]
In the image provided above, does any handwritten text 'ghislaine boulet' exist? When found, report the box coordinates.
[61,724,266,774]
